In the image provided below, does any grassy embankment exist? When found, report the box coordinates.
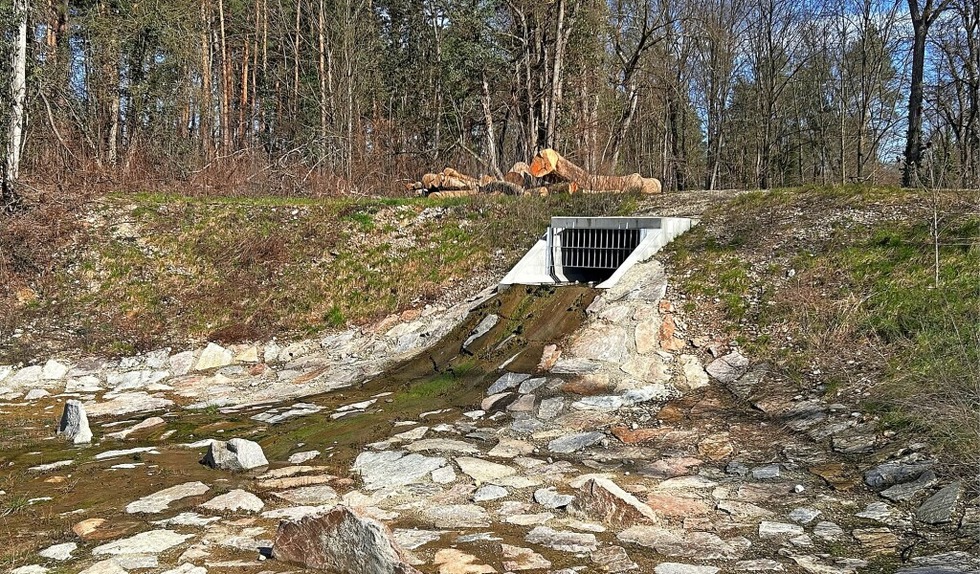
[3,184,976,467]
[0,191,638,361]
[666,185,980,469]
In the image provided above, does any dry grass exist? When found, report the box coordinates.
[0,189,637,361]
[664,185,980,469]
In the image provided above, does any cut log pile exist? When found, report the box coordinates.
[405,149,662,198]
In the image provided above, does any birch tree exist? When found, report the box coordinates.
[2,0,27,208]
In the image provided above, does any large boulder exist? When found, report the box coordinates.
[58,400,93,444]
[201,438,268,471]
[272,505,420,574]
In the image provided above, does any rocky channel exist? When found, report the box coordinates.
[1,255,976,574]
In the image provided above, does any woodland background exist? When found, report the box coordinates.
[0,0,978,200]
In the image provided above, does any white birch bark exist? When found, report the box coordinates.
[5,0,28,191]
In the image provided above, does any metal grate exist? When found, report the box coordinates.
[559,228,641,270]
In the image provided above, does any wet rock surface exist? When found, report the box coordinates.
[1,257,975,574]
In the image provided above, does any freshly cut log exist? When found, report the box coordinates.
[529,148,662,194]
[421,173,440,189]
[509,161,531,174]
[442,167,479,184]
[545,181,578,194]
[427,189,479,199]
[525,182,579,197]
[408,154,659,197]
[414,168,484,193]
[504,171,527,187]
[480,181,525,196]
[437,175,476,191]
[504,162,533,188]
[529,148,591,183]
[583,173,662,195]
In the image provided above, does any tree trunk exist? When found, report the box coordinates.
[480,180,526,195]
[530,148,591,182]
[239,38,250,148]
[218,0,232,154]
[504,161,532,187]
[526,182,579,195]
[904,0,949,187]
[903,24,928,186]
[293,0,303,124]
[667,89,685,191]
[481,72,501,178]
[427,189,480,199]
[3,0,28,208]
[609,80,639,170]
[260,0,268,140]
[318,0,329,160]
[108,58,120,166]
[200,0,213,159]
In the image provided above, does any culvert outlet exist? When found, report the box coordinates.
[500,216,695,288]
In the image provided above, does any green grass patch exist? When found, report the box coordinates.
[665,185,980,466]
[833,218,980,461]
[671,233,753,327]
[0,495,30,517]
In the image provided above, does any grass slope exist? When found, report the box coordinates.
[0,192,637,360]
[664,185,980,468]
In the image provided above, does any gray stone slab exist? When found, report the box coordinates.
[548,432,604,454]
[881,470,938,502]
[488,372,531,395]
[916,482,961,524]
[352,450,446,490]
[864,460,933,489]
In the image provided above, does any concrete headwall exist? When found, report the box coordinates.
[499,216,696,288]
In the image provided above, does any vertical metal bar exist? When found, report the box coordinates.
[572,230,577,268]
[575,229,579,268]
[568,229,573,269]
[572,230,578,268]
[606,229,619,269]
[588,231,593,269]
[592,230,596,268]
[602,230,607,268]
[618,231,624,266]
[564,229,569,269]
[603,230,608,268]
